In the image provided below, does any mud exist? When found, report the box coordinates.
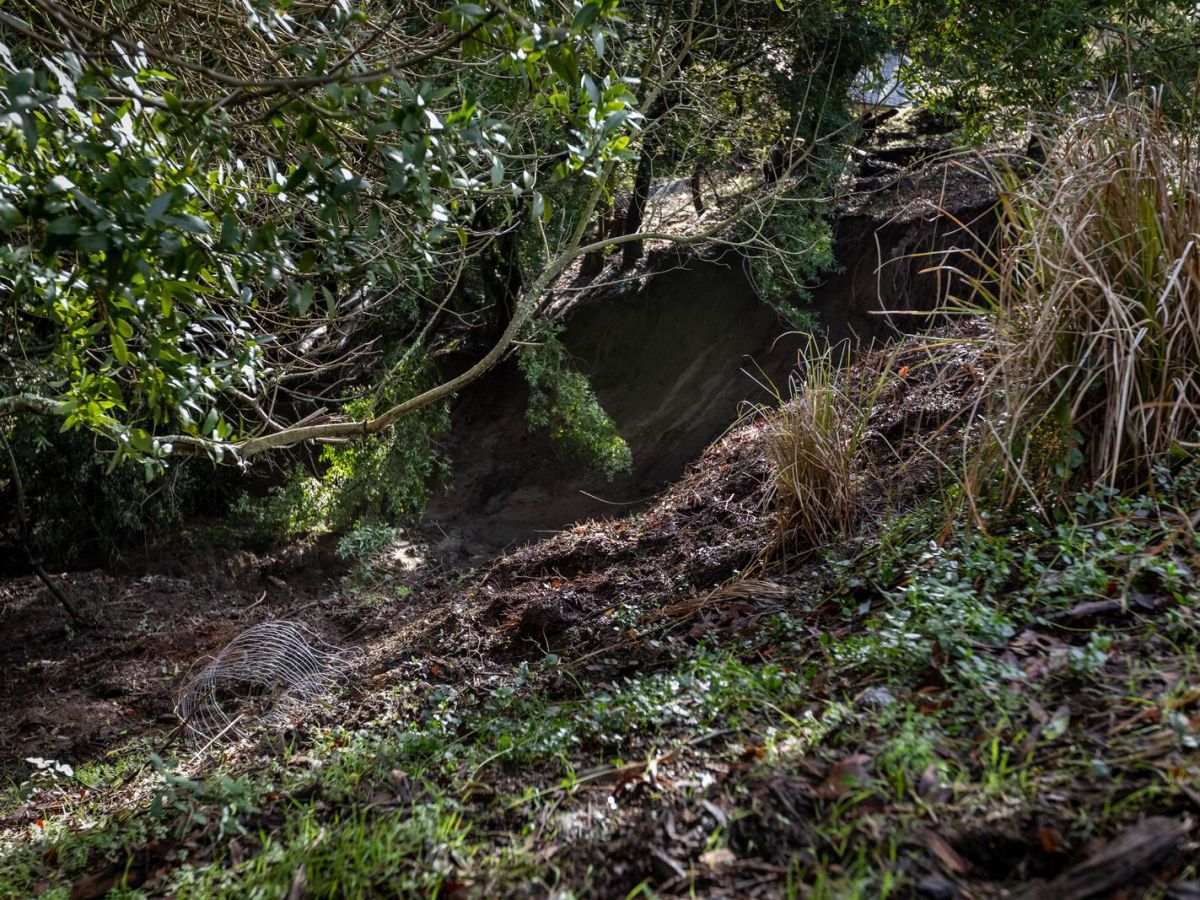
[0,538,349,778]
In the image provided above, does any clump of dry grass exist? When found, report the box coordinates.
[977,90,1200,498]
[765,341,878,549]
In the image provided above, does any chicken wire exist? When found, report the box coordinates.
[175,620,352,750]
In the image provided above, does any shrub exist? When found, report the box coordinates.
[1,416,239,566]
[230,352,451,543]
[973,90,1200,501]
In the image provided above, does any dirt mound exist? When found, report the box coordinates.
[418,324,990,669]
[470,413,775,659]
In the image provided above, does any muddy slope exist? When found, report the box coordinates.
[425,157,998,561]
[424,249,799,561]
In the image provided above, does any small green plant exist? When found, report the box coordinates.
[1067,633,1113,678]
[18,757,76,802]
[148,755,260,843]
[517,324,632,479]
[336,522,404,562]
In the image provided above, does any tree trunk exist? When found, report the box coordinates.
[580,240,605,277]
[690,166,705,213]
[620,147,654,270]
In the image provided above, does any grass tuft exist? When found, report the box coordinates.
[976,90,1200,499]
[765,340,884,549]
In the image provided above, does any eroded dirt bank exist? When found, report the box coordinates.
[424,155,998,561]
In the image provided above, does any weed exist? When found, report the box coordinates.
[766,340,889,548]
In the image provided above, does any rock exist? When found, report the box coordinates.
[857,686,898,710]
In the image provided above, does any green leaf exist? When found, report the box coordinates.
[219,214,239,248]
[449,2,487,19]
[582,74,601,108]
[165,213,210,235]
[572,3,601,31]
[283,164,310,193]
[547,48,579,89]
[0,200,25,231]
[601,109,629,134]
[110,332,129,365]
[146,192,173,223]
[45,215,82,235]
[293,281,315,315]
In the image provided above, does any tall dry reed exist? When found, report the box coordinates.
[976,91,1200,498]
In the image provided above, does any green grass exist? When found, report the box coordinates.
[3,457,1197,897]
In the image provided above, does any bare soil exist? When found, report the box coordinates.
[0,538,350,779]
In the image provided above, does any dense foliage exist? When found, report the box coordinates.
[2,0,1196,563]
[0,0,894,558]
[892,0,1200,133]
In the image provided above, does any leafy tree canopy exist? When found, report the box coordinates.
[1,0,1195,564]
[889,0,1200,133]
[0,0,891,476]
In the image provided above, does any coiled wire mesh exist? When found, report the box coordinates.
[176,620,352,750]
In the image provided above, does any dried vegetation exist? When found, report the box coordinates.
[973,92,1200,497]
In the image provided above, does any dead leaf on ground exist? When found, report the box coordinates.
[814,753,872,799]
[1036,825,1065,854]
[920,828,970,876]
[700,847,737,870]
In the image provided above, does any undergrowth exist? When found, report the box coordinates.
[517,323,632,480]
[765,340,885,549]
[3,455,1196,896]
[967,90,1200,501]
